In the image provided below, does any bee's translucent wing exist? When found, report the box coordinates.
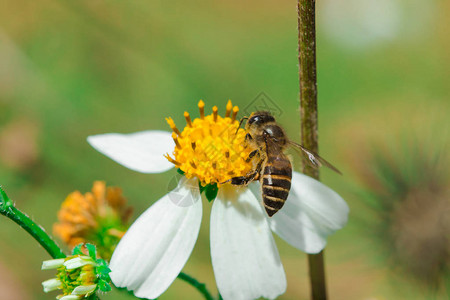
[288,141,342,175]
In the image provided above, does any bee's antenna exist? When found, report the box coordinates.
[235,117,248,134]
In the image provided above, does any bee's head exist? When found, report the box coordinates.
[246,111,275,128]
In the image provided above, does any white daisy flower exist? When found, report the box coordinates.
[87,100,349,300]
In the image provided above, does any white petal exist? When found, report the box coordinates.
[59,296,80,300]
[266,172,349,254]
[87,130,175,173]
[109,177,202,299]
[210,185,286,300]
[42,278,61,292]
[72,285,97,296]
[64,256,94,270]
[41,258,65,270]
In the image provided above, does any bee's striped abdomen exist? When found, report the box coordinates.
[261,155,292,217]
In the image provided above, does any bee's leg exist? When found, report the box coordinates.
[245,149,259,163]
[227,170,258,185]
[227,159,263,186]
[243,133,253,148]
[250,159,263,182]
[228,175,255,185]
[262,130,271,157]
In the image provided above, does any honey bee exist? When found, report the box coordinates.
[228,111,341,217]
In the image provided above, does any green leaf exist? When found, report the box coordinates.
[97,265,111,277]
[177,168,185,175]
[98,279,112,292]
[86,243,97,260]
[204,183,218,202]
[95,258,111,281]
[72,244,84,255]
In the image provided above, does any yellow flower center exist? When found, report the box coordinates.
[165,100,253,186]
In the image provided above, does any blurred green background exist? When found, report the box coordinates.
[0,0,448,299]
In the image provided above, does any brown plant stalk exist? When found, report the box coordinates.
[297,0,327,299]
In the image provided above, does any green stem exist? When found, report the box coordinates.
[0,187,66,259]
[115,273,215,300]
[115,274,215,300]
[177,272,215,300]
[297,1,328,300]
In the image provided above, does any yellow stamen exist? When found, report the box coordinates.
[172,133,182,149]
[165,100,253,185]
[164,154,181,166]
[198,100,205,119]
[212,106,218,122]
[184,111,192,127]
[231,106,239,122]
[165,117,181,136]
[225,100,232,118]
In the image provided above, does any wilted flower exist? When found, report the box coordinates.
[53,181,132,260]
[88,100,349,300]
[353,141,449,285]
[336,107,449,288]
[41,244,111,299]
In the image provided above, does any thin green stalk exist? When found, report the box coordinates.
[297,1,328,299]
[0,187,66,259]
[177,272,215,300]
[115,272,215,300]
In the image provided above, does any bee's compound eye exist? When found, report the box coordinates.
[248,113,275,125]
[248,115,260,125]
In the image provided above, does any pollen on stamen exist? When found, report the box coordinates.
[198,100,205,119]
[164,154,181,166]
[166,117,181,136]
[225,100,232,118]
[212,106,218,122]
[231,106,239,122]
[172,133,182,149]
[184,112,192,127]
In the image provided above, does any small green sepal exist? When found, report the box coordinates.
[96,259,111,280]
[86,243,97,260]
[98,279,112,292]
[198,182,219,201]
[204,183,219,202]
[177,168,185,175]
[72,244,84,255]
